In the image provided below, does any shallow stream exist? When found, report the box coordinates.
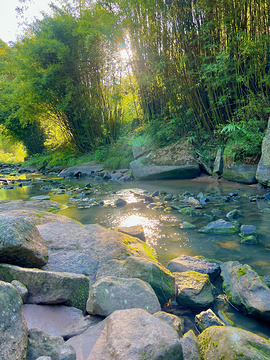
[1,174,270,338]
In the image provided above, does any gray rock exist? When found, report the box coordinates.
[221,261,270,320]
[197,326,270,360]
[130,142,200,180]
[226,208,240,220]
[180,330,201,360]
[116,225,145,241]
[95,256,175,305]
[38,223,157,286]
[114,198,127,207]
[89,308,183,359]
[86,276,161,316]
[262,275,270,287]
[23,304,97,340]
[30,195,50,201]
[198,219,239,234]
[11,279,28,303]
[0,216,48,267]
[26,328,76,360]
[0,281,27,360]
[223,163,257,184]
[59,162,103,178]
[256,117,270,186]
[195,309,226,332]
[167,255,220,281]
[174,271,214,309]
[36,357,52,360]
[213,148,224,176]
[240,235,257,245]
[240,224,257,237]
[0,263,89,311]
[180,221,197,229]
[154,311,183,336]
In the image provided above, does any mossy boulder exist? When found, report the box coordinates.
[0,215,48,267]
[0,263,89,311]
[198,219,239,234]
[256,117,270,186]
[95,256,175,306]
[180,330,201,360]
[0,281,28,360]
[154,311,184,336]
[221,261,270,320]
[195,309,226,332]
[223,163,257,184]
[197,326,270,360]
[173,271,215,309]
[86,276,161,316]
[89,308,183,359]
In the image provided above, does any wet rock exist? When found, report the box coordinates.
[154,311,183,336]
[26,328,76,360]
[213,148,224,176]
[59,162,103,178]
[152,190,159,197]
[0,263,89,311]
[240,224,257,237]
[223,162,258,184]
[188,197,201,207]
[167,255,220,281]
[262,275,270,287]
[179,221,197,229]
[89,308,183,360]
[0,216,48,267]
[173,271,214,309]
[23,304,97,340]
[144,195,154,203]
[164,193,173,201]
[86,276,161,316]
[180,330,201,360]
[115,198,127,207]
[95,256,175,306]
[0,281,27,360]
[240,235,257,245]
[226,208,240,220]
[197,326,270,360]
[256,117,270,186]
[221,261,270,320]
[198,219,239,234]
[116,224,145,241]
[195,309,225,332]
[11,279,28,303]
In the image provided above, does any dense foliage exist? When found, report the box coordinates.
[0,0,269,162]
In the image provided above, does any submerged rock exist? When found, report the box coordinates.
[86,276,161,316]
[89,308,183,360]
[197,326,270,360]
[221,261,270,320]
[0,216,48,268]
[198,219,239,234]
[0,281,27,360]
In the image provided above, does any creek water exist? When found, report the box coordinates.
[1,174,270,338]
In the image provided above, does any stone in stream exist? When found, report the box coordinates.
[197,326,270,360]
[26,328,76,360]
[195,308,226,332]
[180,330,201,360]
[154,311,184,336]
[0,263,89,311]
[226,208,240,220]
[179,221,197,229]
[240,235,257,245]
[59,162,104,178]
[173,271,215,309]
[223,163,258,184]
[38,222,158,286]
[0,215,48,267]
[221,261,270,320]
[95,256,175,306]
[23,304,99,340]
[167,255,220,281]
[86,276,161,316]
[116,224,145,241]
[0,281,28,360]
[256,117,270,186]
[198,218,239,234]
[240,224,257,237]
[89,308,183,360]
[30,195,50,200]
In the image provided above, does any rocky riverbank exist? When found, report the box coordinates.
[0,196,270,359]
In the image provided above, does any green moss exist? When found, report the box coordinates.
[66,277,89,311]
[237,267,247,278]
[219,355,225,360]
[248,342,270,356]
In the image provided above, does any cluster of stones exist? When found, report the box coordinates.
[1,200,270,359]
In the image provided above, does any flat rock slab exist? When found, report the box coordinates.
[59,162,104,177]
[23,304,99,340]
[221,261,270,320]
[167,255,220,281]
[198,219,239,234]
[86,276,161,316]
[37,222,157,285]
[197,326,270,360]
[0,263,89,311]
[173,271,214,309]
[89,308,183,360]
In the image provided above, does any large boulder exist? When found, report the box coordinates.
[0,263,89,311]
[180,330,201,360]
[167,255,220,281]
[174,271,214,309]
[154,311,183,336]
[130,142,200,180]
[26,328,76,360]
[256,117,270,186]
[95,256,175,305]
[89,308,183,359]
[37,222,158,286]
[223,163,257,184]
[59,162,103,178]
[86,276,161,316]
[0,216,48,267]
[198,219,239,234]
[220,261,270,320]
[0,281,28,360]
[197,326,270,360]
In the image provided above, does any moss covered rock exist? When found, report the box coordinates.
[198,219,239,234]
